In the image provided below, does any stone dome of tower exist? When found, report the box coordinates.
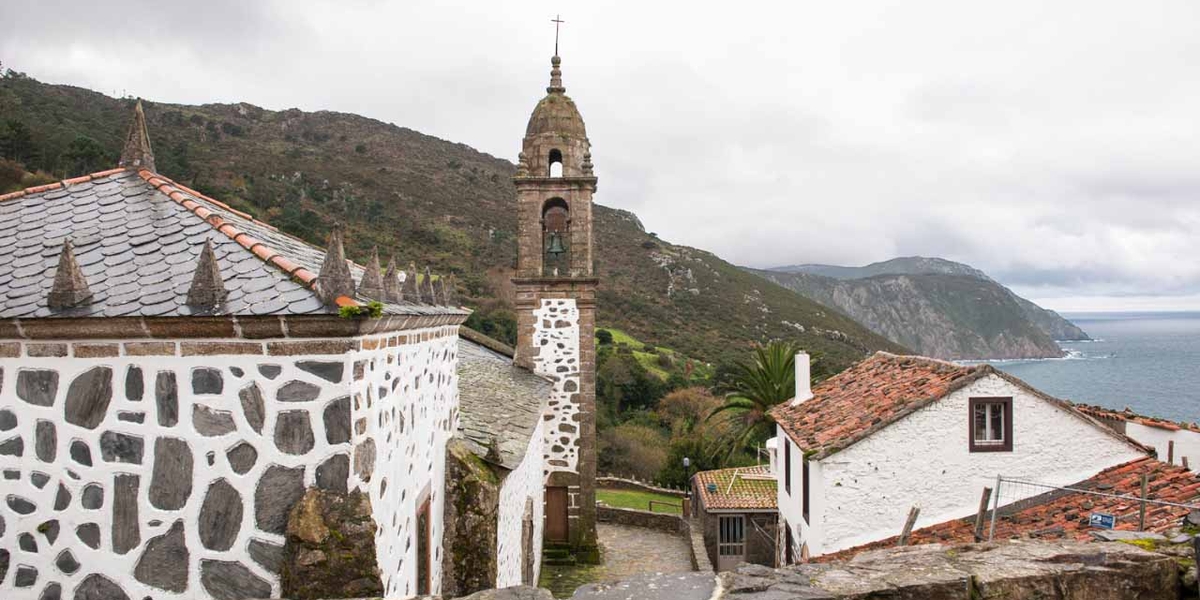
[525,56,587,139]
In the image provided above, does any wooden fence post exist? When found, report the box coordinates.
[1138,474,1149,531]
[974,487,993,542]
[898,506,920,546]
[1184,456,1190,470]
[1169,440,1175,465]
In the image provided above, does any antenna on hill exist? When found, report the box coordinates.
[552,14,565,55]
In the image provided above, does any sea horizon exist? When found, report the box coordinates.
[985,311,1200,424]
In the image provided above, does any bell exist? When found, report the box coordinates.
[546,231,567,257]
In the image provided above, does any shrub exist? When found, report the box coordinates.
[598,423,668,481]
[596,329,614,345]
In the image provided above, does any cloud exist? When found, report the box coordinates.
[2,0,1199,310]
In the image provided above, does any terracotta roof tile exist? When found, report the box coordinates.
[769,352,985,459]
[824,457,1200,561]
[770,352,1146,460]
[694,465,777,511]
[1074,403,1200,434]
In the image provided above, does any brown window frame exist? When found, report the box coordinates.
[784,440,792,495]
[969,397,1013,453]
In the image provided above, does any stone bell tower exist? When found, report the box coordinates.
[513,54,599,558]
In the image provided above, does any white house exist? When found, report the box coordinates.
[1074,404,1200,472]
[768,352,1149,560]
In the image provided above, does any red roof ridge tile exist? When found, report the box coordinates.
[0,166,129,203]
[134,169,353,303]
[1076,403,1199,433]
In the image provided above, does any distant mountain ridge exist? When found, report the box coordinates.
[748,257,1088,361]
[772,257,992,282]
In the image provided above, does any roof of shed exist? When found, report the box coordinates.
[769,352,1144,460]
[694,465,777,511]
[456,338,551,470]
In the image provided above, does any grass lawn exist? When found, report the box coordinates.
[596,488,683,515]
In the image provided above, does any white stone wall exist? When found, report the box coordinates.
[348,326,459,600]
[495,418,545,588]
[532,298,581,479]
[1125,422,1200,473]
[803,374,1145,555]
[775,430,822,563]
[0,325,458,600]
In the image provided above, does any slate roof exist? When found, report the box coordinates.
[823,457,1200,561]
[693,465,777,512]
[456,338,551,470]
[0,168,463,319]
[769,352,1143,460]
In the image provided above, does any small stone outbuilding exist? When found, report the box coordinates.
[691,465,778,572]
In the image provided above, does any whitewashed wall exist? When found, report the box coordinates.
[0,325,458,600]
[349,326,459,600]
[810,374,1144,555]
[495,418,545,588]
[532,299,580,480]
[1124,422,1200,473]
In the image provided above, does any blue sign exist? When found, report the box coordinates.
[1089,513,1116,530]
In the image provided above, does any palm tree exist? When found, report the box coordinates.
[708,340,813,462]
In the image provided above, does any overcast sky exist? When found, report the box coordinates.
[3,0,1199,312]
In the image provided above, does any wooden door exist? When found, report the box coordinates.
[417,498,432,595]
[545,487,569,543]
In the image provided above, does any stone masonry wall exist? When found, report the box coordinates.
[533,298,581,478]
[514,278,597,552]
[496,418,544,588]
[0,325,458,600]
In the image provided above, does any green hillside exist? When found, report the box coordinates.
[0,69,904,369]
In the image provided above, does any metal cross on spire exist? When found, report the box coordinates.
[552,14,565,55]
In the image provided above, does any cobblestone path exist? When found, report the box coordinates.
[595,522,694,579]
[540,523,696,598]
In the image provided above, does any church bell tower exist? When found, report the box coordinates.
[513,54,599,558]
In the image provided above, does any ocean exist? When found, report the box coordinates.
[989,311,1200,424]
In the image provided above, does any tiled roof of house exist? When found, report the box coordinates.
[1073,403,1200,434]
[456,338,551,470]
[769,352,1144,460]
[0,167,464,319]
[769,352,986,459]
[823,457,1200,561]
[693,465,777,511]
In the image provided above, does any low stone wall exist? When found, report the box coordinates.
[684,518,713,572]
[597,505,685,534]
[720,541,1179,599]
[597,476,686,498]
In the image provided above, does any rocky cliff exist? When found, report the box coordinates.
[749,257,1089,360]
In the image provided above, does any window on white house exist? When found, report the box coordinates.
[970,397,1012,452]
[784,441,791,495]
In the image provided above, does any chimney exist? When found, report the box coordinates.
[791,351,813,406]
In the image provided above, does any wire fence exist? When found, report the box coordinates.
[987,475,1200,541]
